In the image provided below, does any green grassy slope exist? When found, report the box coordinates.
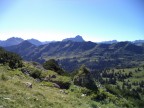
[0,65,87,108]
[0,64,119,108]
[0,61,144,108]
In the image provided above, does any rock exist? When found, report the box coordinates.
[59,90,68,94]
[81,94,86,97]
[59,90,65,94]
[59,90,64,93]
[21,68,30,75]
[43,76,50,81]
[53,83,60,88]
[25,82,32,88]
[43,75,56,82]
[35,78,41,82]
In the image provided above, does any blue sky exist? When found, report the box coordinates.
[0,0,144,42]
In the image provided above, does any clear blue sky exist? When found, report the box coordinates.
[0,0,144,42]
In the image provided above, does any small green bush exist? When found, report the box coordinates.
[30,69,42,79]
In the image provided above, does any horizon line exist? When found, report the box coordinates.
[0,36,143,43]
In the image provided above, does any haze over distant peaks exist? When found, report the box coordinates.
[0,37,24,47]
[62,35,85,42]
[0,35,86,47]
[0,37,45,47]
[0,36,143,47]
[99,40,118,44]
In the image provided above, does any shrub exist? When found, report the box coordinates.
[30,69,42,79]
[94,92,107,101]
[43,59,65,75]
[0,47,23,69]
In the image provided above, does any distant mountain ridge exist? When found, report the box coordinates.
[133,40,144,43]
[62,35,85,42]
[0,37,43,47]
[0,37,24,47]
[0,36,144,47]
[0,35,85,47]
[99,40,118,44]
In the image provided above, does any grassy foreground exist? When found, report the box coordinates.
[1,61,144,108]
[0,65,118,108]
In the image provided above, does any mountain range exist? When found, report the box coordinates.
[1,36,144,72]
[1,36,144,47]
[4,39,144,72]
[0,35,85,47]
[0,37,44,47]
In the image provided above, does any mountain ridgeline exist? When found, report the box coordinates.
[0,37,24,47]
[5,40,144,72]
[0,35,85,47]
[0,37,44,47]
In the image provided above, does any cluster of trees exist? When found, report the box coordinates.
[98,69,133,85]
[132,80,144,89]
[0,47,22,69]
[43,59,65,75]
[89,67,144,107]
[105,84,142,100]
